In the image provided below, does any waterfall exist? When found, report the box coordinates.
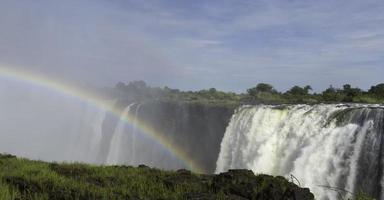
[106,103,134,164]
[105,103,145,166]
[216,104,384,200]
[131,103,142,165]
[103,102,186,169]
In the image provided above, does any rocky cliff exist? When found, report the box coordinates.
[99,100,235,173]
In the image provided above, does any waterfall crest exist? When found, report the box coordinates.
[216,104,384,200]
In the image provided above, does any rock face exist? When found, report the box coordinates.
[100,100,235,173]
[136,101,235,173]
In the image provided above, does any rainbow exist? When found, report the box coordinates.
[0,64,206,174]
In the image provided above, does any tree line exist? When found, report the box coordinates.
[113,81,384,106]
[245,83,384,104]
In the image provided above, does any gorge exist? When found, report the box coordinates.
[0,82,383,199]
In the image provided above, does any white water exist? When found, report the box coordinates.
[131,103,142,163]
[216,104,384,200]
[106,103,143,165]
[106,103,134,164]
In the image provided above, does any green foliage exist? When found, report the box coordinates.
[0,154,313,200]
[0,183,17,200]
[114,81,242,108]
[286,85,312,96]
[355,191,375,200]
[321,85,342,102]
[113,81,384,106]
[369,83,384,98]
[247,83,276,97]
[340,84,362,102]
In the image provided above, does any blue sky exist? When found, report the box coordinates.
[0,0,383,92]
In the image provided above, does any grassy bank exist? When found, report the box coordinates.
[0,154,315,200]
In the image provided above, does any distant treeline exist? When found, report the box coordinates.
[112,81,384,106]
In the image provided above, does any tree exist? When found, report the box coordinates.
[209,88,217,93]
[304,85,313,93]
[368,83,384,98]
[341,84,362,102]
[256,83,275,93]
[322,85,343,102]
[286,85,312,96]
[343,84,352,91]
[247,83,276,96]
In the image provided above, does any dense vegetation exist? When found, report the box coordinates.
[0,154,315,200]
[112,81,384,106]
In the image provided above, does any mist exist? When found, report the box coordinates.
[0,79,102,162]
[0,78,186,170]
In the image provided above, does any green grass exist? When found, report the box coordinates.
[355,191,376,200]
[1,154,375,200]
[0,157,196,199]
[0,154,314,200]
